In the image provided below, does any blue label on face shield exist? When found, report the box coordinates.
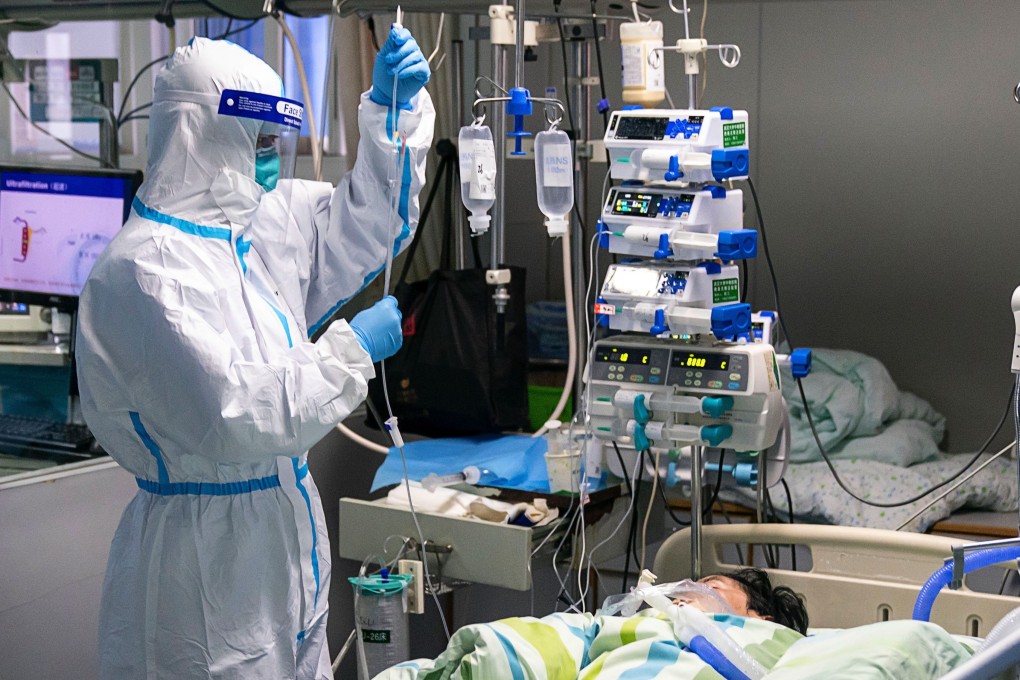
[218,89,303,129]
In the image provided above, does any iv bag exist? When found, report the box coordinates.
[534,129,574,237]
[458,124,497,235]
[620,21,666,106]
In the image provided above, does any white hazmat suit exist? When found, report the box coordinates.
[75,37,434,679]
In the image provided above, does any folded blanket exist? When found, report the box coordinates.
[782,349,945,466]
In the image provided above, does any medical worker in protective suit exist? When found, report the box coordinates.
[75,27,434,679]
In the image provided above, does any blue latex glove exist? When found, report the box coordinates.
[370,26,430,111]
[350,296,403,363]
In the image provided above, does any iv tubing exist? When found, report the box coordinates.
[533,226,578,437]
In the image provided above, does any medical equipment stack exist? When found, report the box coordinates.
[588,106,810,574]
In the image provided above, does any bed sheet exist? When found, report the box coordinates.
[722,453,1017,532]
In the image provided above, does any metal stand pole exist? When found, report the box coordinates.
[451,38,467,269]
[99,80,119,168]
[490,43,508,273]
[571,38,590,403]
[690,445,704,579]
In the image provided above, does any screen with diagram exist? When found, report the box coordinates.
[0,170,133,302]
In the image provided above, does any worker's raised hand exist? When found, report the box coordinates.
[349,296,403,363]
[369,26,430,111]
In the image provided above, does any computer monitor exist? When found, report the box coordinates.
[0,165,142,311]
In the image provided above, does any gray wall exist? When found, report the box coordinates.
[501,0,1020,450]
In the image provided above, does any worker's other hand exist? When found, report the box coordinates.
[350,296,403,363]
[370,26,430,111]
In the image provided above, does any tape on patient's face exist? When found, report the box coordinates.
[668,580,736,615]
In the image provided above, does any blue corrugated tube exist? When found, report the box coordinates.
[688,635,752,680]
[913,546,1020,621]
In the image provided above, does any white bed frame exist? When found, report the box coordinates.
[652,523,1020,637]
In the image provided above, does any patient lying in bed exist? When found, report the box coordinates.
[375,569,974,680]
[679,569,809,635]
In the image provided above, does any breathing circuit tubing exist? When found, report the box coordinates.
[912,544,1020,622]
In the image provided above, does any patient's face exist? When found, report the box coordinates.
[697,576,756,618]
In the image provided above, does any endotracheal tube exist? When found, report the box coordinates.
[534,128,574,237]
[458,123,497,236]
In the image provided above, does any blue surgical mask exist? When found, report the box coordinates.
[255,146,280,192]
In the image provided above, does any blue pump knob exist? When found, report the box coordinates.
[734,462,758,487]
[666,461,679,488]
[665,155,682,182]
[701,396,734,418]
[633,394,651,425]
[650,308,669,336]
[654,233,672,260]
[634,423,650,452]
[791,348,813,378]
[700,424,733,447]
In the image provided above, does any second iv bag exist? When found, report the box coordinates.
[534,129,574,237]
[620,21,665,106]
[458,124,497,235]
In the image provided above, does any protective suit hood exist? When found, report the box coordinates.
[138,37,282,227]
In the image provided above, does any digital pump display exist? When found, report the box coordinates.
[671,350,730,372]
[595,346,652,366]
[612,191,660,218]
[613,116,669,141]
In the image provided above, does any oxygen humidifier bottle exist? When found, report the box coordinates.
[458,124,497,235]
[534,129,574,237]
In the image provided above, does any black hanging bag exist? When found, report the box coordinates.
[368,140,530,436]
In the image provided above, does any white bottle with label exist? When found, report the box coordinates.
[458,124,497,235]
[620,20,666,106]
[534,129,574,237]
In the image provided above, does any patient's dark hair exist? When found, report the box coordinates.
[722,568,809,635]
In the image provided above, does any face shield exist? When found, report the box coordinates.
[217,89,304,192]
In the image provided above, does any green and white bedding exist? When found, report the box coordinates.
[374,612,970,680]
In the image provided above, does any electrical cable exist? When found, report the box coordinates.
[748,174,1015,508]
[621,449,645,591]
[655,473,690,526]
[276,13,323,181]
[0,81,109,166]
[706,447,725,518]
[117,55,169,126]
[802,379,1013,508]
[744,177,791,346]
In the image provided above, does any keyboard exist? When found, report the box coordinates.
[0,414,95,458]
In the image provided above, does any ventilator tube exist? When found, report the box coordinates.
[534,129,574,237]
[458,124,497,235]
[636,579,767,680]
[620,21,666,106]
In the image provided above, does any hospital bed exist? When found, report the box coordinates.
[653,522,1020,637]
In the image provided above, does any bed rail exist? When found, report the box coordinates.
[653,524,1020,636]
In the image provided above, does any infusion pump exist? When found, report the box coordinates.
[604,107,750,184]
[585,337,783,452]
